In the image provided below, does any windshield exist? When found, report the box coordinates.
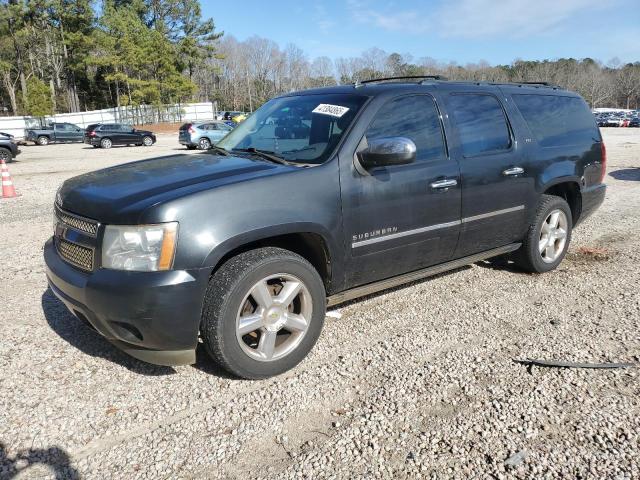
[217,93,368,165]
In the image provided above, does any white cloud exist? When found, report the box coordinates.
[348,0,430,34]
[437,0,612,38]
[314,3,337,34]
[348,0,617,39]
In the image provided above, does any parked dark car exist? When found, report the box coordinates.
[84,123,156,149]
[628,117,640,128]
[0,134,20,162]
[46,77,606,379]
[25,122,84,145]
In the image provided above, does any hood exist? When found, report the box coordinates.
[58,153,284,223]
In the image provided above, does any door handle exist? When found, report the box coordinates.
[430,179,458,189]
[503,167,524,176]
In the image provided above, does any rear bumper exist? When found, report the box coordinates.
[44,238,211,366]
[577,183,606,226]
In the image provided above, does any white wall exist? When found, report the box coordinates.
[0,102,216,139]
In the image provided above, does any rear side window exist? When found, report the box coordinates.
[364,95,446,163]
[448,94,511,157]
[512,94,599,148]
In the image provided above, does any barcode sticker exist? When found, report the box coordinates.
[312,104,350,118]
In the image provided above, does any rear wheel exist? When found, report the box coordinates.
[37,136,49,146]
[100,138,112,149]
[142,136,153,146]
[513,194,572,273]
[199,137,211,150]
[201,247,326,379]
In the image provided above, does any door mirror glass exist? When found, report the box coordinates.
[358,137,416,168]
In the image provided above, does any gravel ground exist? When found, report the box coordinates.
[0,130,638,479]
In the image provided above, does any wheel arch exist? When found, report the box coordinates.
[205,228,335,294]
[541,179,582,225]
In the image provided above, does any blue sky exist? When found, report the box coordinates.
[203,0,640,65]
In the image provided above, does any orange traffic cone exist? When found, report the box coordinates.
[1,158,19,199]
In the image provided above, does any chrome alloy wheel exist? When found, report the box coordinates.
[143,136,153,146]
[236,274,312,362]
[539,209,568,263]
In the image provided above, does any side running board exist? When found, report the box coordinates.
[326,243,521,307]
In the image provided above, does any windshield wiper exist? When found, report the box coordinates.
[208,145,229,156]
[233,147,292,166]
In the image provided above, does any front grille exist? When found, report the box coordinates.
[56,207,99,236]
[57,239,94,271]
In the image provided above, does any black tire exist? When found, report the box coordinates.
[201,247,326,379]
[142,136,153,146]
[512,194,573,273]
[199,137,211,150]
[0,147,12,163]
[100,138,112,149]
[37,136,49,146]
[186,145,197,150]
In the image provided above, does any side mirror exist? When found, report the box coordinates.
[357,137,416,169]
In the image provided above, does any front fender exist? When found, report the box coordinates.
[202,222,338,269]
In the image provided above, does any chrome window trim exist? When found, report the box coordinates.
[351,205,525,248]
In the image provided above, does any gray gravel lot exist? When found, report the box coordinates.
[0,130,639,479]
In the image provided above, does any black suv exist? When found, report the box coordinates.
[46,77,606,379]
[84,123,156,149]
[0,134,19,162]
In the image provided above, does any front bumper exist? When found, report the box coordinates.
[44,238,211,366]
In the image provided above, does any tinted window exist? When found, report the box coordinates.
[449,94,511,156]
[364,95,446,163]
[513,94,599,147]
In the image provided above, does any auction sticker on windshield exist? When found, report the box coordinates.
[312,104,350,117]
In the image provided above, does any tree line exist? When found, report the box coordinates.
[1,0,638,117]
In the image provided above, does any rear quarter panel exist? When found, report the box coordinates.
[499,87,603,219]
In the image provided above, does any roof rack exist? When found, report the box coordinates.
[517,81,560,89]
[354,75,447,87]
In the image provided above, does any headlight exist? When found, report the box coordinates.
[102,223,178,271]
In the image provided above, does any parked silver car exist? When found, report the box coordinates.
[178,121,233,149]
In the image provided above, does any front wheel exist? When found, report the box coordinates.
[142,136,153,146]
[201,247,326,379]
[0,148,12,163]
[513,194,572,273]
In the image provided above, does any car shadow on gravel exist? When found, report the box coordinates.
[608,168,640,181]
[0,441,79,479]
[190,345,239,379]
[474,256,523,273]
[41,289,176,376]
